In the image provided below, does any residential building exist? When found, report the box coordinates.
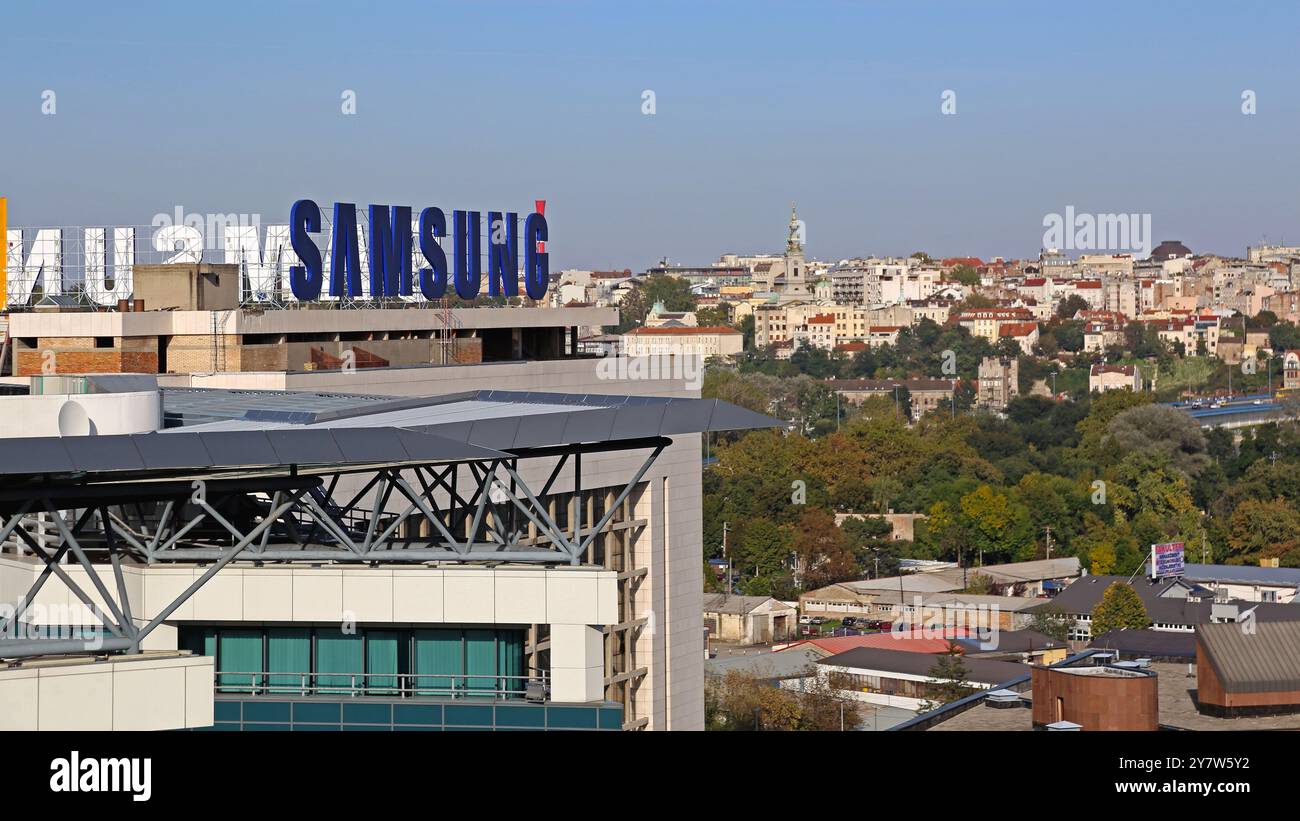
[622,325,744,358]
[1089,363,1140,393]
[827,378,955,421]
[1179,563,1300,604]
[976,356,1019,410]
[997,321,1039,355]
[1027,575,1300,642]
[953,308,1033,344]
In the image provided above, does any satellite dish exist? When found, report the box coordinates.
[57,400,91,437]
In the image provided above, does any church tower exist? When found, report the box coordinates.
[781,202,810,298]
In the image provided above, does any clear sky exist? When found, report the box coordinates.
[3,1,1298,270]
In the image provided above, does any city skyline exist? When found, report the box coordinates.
[3,1,1299,270]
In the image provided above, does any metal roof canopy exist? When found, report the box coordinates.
[0,428,512,486]
[0,391,780,487]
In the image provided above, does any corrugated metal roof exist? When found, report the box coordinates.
[1197,621,1300,693]
[1182,563,1300,588]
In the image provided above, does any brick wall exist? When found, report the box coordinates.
[16,351,158,375]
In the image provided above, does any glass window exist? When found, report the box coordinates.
[465,629,498,693]
[316,632,363,694]
[414,629,463,696]
[366,630,403,695]
[179,625,216,659]
[497,630,524,695]
[218,629,263,694]
[267,628,311,695]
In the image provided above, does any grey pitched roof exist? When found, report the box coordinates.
[818,646,1029,686]
[1034,575,1300,627]
[955,629,1066,655]
[1088,628,1196,659]
[1197,621,1300,693]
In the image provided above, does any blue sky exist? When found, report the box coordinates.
[3,1,1298,269]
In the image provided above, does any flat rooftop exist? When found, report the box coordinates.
[926,663,1300,731]
[5,304,618,337]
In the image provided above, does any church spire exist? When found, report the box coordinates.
[786,201,802,252]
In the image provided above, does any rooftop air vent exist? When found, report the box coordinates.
[1045,720,1082,731]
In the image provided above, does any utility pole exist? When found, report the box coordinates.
[721,521,731,598]
[1044,525,1053,560]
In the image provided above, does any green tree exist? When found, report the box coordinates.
[919,648,975,712]
[1027,604,1073,642]
[732,517,792,580]
[792,508,858,590]
[1057,294,1090,320]
[959,485,1033,564]
[1106,404,1210,480]
[950,264,980,286]
[1225,498,1300,565]
[1090,582,1151,637]
[643,273,696,312]
[1269,321,1300,351]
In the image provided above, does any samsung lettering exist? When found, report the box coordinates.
[287,199,548,302]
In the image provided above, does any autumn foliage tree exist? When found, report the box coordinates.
[1090,582,1151,637]
[706,669,861,731]
[792,507,858,590]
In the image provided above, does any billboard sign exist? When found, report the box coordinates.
[1150,541,1185,579]
[0,196,549,309]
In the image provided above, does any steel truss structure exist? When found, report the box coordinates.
[0,439,664,660]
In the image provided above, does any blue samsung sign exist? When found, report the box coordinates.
[287,199,549,302]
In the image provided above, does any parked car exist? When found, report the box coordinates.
[809,616,828,625]
[798,615,814,625]
[841,617,860,628]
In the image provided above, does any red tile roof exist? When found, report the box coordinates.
[999,322,1039,337]
[779,630,972,656]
